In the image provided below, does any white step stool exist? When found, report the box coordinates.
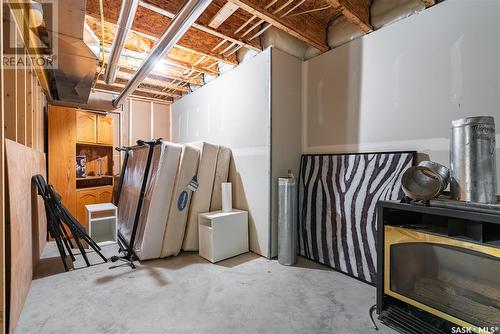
[198,210,248,263]
[85,203,117,246]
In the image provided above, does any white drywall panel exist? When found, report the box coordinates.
[270,48,302,257]
[172,49,272,257]
[130,99,152,144]
[152,103,171,141]
[303,0,500,192]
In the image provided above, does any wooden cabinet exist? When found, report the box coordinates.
[96,186,113,202]
[76,111,97,143]
[76,186,113,231]
[97,115,113,145]
[49,105,115,236]
[76,111,113,145]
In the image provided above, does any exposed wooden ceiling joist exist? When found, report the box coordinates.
[226,0,329,52]
[94,84,174,104]
[208,2,240,29]
[324,0,372,33]
[116,65,202,86]
[86,0,238,65]
[96,78,182,98]
[97,65,189,93]
[85,16,219,77]
[139,0,261,52]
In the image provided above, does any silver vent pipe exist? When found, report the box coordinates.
[104,0,140,84]
[112,0,212,107]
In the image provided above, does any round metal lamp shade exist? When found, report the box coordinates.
[418,161,450,193]
[402,166,443,201]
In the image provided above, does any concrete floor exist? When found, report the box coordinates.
[16,243,396,334]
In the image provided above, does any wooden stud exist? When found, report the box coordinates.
[324,0,372,33]
[0,1,4,329]
[26,68,33,148]
[4,67,17,142]
[16,48,26,145]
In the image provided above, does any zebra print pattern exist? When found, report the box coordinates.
[298,152,414,284]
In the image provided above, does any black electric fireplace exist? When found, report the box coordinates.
[377,201,500,334]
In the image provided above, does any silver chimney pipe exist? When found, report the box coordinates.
[112,0,212,107]
[104,0,140,84]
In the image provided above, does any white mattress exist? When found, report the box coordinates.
[182,142,219,251]
[118,141,182,260]
[160,144,200,257]
[210,145,231,211]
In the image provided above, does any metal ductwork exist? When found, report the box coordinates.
[47,0,98,104]
[112,0,212,108]
[104,0,139,84]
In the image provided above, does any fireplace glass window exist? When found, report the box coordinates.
[390,243,500,327]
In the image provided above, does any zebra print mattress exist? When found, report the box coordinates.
[298,152,414,284]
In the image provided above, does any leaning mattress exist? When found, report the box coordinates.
[182,142,219,251]
[118,141,182,260]
[160,144,200,257]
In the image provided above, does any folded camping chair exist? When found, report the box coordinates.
[32,174,107,271]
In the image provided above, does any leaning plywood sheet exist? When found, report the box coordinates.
[118,142,182,260]
[5,139,47,333]
[161,144,200,257]
[182,142,219,251]
[210,146,231,211]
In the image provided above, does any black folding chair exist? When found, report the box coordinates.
[32,175,107,271]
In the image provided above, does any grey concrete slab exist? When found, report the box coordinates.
[16,243,396,334]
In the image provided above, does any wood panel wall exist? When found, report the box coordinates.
[1,3,47,334]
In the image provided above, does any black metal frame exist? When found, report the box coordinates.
[110,139,162,269]
[32,175,107,271]
[114,146,131,206]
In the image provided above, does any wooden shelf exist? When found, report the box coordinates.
[76,175,113,180]
[76,141,114,148]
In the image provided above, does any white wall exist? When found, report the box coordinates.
[270,48,302,257]
[172,49,272,256]
[302,0,500,192]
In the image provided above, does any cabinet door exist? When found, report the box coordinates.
[48,105,76,215]
[76,189,98,231]
[96,186,113,203]
[76,111,97,143]
[97,115,113,145]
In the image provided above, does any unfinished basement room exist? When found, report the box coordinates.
[0,0,499,333]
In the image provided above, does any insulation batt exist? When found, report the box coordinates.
[260,26,308,60]
[371,0,425,29]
